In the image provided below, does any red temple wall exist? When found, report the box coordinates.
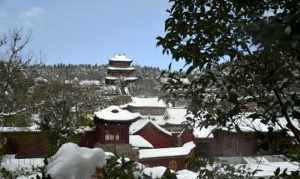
[134,123,175,148]
[127,106,166,116]
[109,61,132,67]
[107,71,135,77]
[2,131,50,158]
[79,131,97,148]
[139,155,190,171]
[180,129,194,145]
[95,123,130,144]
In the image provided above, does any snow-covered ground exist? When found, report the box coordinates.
[2,152,299,179]
[176,169,198,179]
[1,155,44,172]
[1,155,44,179]
[142,166,198,179]
[1,143,107,179]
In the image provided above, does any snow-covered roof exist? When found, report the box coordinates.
[124,97,167,108]
[246,160,299,177]
[161,108,189,125]
[222,113,300,136]
[0,108,26,118]
[143,166,167,178]
[129,135,153,148]
[141,115,166,125]
[79,80,101,86]
[130,119,172,136]
[0,114,41,133]
[102,85,117,91]
[109,54,133,62]
[209,112,300,136]
[219,155,300,178]
[0,126,40,132]
[94,106,141,121]
[192,112,300,139]
[139,141,195,159]
[107,66,135,71]
[105,76,138,81]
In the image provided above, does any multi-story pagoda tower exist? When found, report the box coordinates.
[105,53,137,85]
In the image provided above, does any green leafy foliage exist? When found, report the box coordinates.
[271,167,300,179]
[158,0,300,178]
[158,0,300,143]
[35,158,52,179]
[104,156,140,179]
[161,169,177,179]
[0,167,14,179]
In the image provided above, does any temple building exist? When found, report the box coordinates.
[93,106,140,145]
[80,106,141,159]
[105,53,137,85]
[122,97,167,116]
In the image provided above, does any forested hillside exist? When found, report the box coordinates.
[26,64,162,96]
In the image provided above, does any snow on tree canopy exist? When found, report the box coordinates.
[94,105,141,121]
[47,143,106,179]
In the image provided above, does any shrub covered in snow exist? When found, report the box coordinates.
[46,143,106,179]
